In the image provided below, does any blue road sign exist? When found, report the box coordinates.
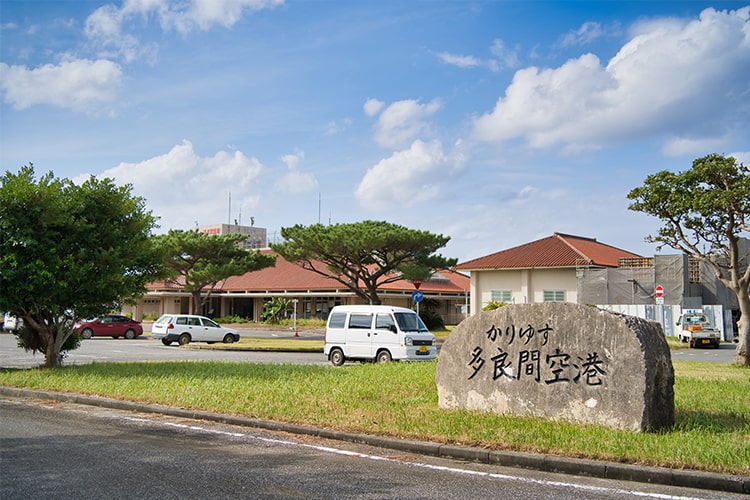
[411,290,424,303]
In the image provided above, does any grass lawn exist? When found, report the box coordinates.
[0,358,747,475]
[204,336,324,351]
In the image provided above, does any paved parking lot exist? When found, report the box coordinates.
[0,330,738,369]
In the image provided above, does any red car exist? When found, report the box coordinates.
[74,315,143,339]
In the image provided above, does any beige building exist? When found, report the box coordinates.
[131,250,470,325]
[455,233,642,314]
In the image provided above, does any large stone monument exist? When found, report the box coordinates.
[436,303,674,431]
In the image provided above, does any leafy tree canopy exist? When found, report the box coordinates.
[271,220,457,305]
[627,153,750,365]
[0,165,163,367]
[154,229,276,313]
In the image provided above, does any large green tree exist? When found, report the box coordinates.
[0,166,164,368]
[627,153,750,366]
[271,220,457,305]
[154,229,276,314]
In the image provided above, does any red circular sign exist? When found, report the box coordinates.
[655,285,664,297]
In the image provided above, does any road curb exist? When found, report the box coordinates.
[1,386,747,494]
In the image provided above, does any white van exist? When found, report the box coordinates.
[324,305,437,365]
[3,313,21,332]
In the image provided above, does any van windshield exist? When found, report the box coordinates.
[394,312,428,333]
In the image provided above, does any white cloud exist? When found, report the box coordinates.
[85,3,125,40]
[276,150,319,193]
[437,52,481,68]
[0,59,122,111]
[661,136,729,157]
[437,39,519,72]
[275,170,318,194]
[489,39,520,69]
[324,117,351,135]
[370,98,442,149]
[86,0,283,37]
[85,3,156,63]
[473,54,614,148]
[83,0,283,62]
[171,0,284,32]
[560,21,607,47]
[730,151,750,165]
[90,140,264,230]
[363,98,384,117]
[473,7,750,153]
[354,139,451,210]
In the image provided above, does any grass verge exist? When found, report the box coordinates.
[0,359,747,475]
[201,337,324,352]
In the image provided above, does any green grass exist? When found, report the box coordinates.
[203,337,324,351]
[0,359,747,475]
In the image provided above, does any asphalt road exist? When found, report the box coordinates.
[0,330,327,369]
[0,330,739,370]
[2,396,740,499]
[669,341,738,363]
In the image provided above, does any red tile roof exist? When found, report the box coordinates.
[455,233,641,271]
[147,250,470,294]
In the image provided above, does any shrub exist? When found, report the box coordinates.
[419,309,445,330]
[262,297,294,323]
[277,318,326,328]
[16,327,81,360]
[214,315,247,324]
[482,300,507,311]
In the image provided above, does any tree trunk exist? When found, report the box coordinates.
[364,281,381,305]
[42,328,61,368]
[735,286,749,366]
[191,290,202,315]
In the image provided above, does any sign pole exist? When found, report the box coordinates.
[292,298,299,337]
[411,281,423,316]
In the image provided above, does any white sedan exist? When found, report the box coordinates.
[151,314,240,346]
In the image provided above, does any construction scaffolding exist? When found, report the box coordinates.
[578,254,738,340]
[578,255,694,306]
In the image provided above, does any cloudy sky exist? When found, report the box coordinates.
[2,1,749,263]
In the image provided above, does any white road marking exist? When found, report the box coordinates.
[121,415,706,500]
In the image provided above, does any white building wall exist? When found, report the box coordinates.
[597,304,729,340]
[528,268,578,304]
[469,267,578,314]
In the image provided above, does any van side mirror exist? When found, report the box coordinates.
[389,325,397,334]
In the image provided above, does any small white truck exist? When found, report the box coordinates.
[676,309,721,348]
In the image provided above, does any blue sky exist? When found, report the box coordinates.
[2,1,749,263]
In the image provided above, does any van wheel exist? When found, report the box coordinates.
[161,339,172,346]
[330,348,345,366]
[178,333,191,345]
[376,350,392,363]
